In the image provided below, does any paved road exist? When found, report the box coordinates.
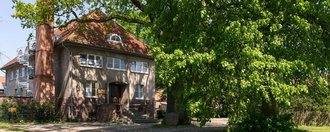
[3,118,228,132]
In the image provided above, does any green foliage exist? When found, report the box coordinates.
[234,112,295,132]
[146,0,330,130]
[11,0,330,131]
[11,0,149,28]
[0,98,19,121]
[0,98,60,123]
[29,101,60,123]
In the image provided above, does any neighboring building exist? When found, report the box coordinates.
[0,76,5,96]
[0,11,155,121]
[0,58,32,97]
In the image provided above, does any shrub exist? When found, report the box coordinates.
[235,112,295,132]
[0,98,19,121]
[0,99,60,123]
[32,102,60,122]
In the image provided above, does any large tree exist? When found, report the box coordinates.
[12,0,330,131]
[150,0,330,130]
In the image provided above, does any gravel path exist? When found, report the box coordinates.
[5,118,228,132]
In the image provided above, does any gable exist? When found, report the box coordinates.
[0,58,18,70]
[54,11,151,57]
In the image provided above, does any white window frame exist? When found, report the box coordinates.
[85,81,98,98]
[135,85,144,100]
[131,61,148,73]
[107,34,122,43]
[79,54,103,68]
[107,57,126,71]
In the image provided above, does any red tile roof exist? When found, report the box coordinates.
[55,10,151,56]
[1,58,17,70]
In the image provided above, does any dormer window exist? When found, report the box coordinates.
[107,34,122,43]
[55,34,62,41]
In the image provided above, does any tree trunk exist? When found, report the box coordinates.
[166,87,175,113]
[164,83,190,125]
[261,90,278,117]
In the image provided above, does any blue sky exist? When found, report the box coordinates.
[0,0,35,76]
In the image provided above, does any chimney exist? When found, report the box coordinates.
[33,0,55,104]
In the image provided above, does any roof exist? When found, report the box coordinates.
[55,10,151,56]
[0,58,17,70]
[1,11,151,70]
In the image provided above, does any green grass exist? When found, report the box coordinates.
[0,122,26,132]
[295,126,330,132]
[0,120,65,131]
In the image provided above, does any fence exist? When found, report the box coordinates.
[293,111,330,126]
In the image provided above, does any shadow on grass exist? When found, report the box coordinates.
[0,122,27,132]
[152,124,227,132]
[293,128,309,132]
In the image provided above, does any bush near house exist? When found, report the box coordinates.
[0,98,60,122]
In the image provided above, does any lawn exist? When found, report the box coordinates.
[296,126,330,132]
[0,122,25,131]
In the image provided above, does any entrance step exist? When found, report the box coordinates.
[123,107,159,123]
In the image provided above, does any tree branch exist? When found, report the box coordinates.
[130,0,154,22]
[131,0,143,11]
[55,15,147,28]
[69,8,79,19]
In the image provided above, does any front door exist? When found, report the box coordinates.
[109,84,124,103]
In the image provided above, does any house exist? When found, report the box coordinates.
[0,11,155,121]
[0,58,32,97]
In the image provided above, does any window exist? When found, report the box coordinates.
[27,90,32,97]
[95,56,103,68]
[19,68,22,77]
[135,85,144,100]
[114,58,120,69]
[15,88,21,96]
[143,63,148,73]
[120,60,126,69]
[10,71,14,80]
[86,81,97,98]
[107,34,122,43]
[15,69,19,79]
[107,57,126,70]
[28,66,35,79]
[80,54,87,65]
[87,55,95,66]
[54,34,62,41]
[80,54,102,68]
[131,61,148,73]
[20,67,25,77]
